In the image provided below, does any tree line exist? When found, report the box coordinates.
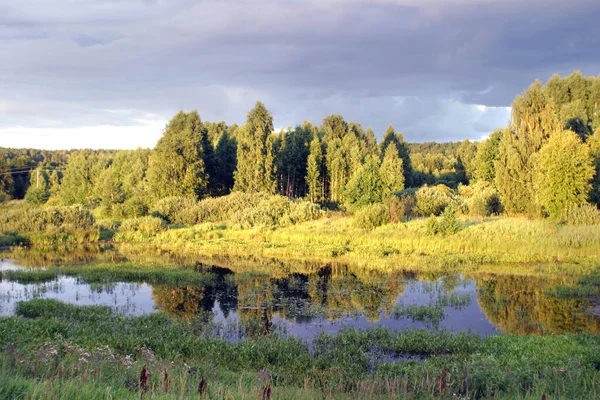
[1,70,599,221]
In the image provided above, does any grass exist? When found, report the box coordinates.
[108,215,600,277]
[1,263,217,286]
[1,299,600,399]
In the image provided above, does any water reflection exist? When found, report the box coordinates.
[1,257,599,339]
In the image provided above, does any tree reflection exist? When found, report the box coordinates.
[476,274,600,334]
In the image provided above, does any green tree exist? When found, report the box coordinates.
[345,156,383,208]
[380,125,412,186]
[533,130,594,218]
[306,135,324,203]
[146,111,210,203]
[58,151,105,206]
[475,129,503,184]
[495,81,559,215]
[380,145,405,197]
[0,158,13,197]
[233,102,277,193]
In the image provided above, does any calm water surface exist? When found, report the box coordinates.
[1,255,598,340]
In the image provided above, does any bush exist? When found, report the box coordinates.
[152,197,198,225]
[115,216,167,241]
[354,204,390,229]
[196,193,323,227]
[415,185,454,216]
[24,187,50,205]
[458,182,502,216]
[385,196,405,223]
[0,205,95,233]
[561,204,600,226]
[426,207,461,235]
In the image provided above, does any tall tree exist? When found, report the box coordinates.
[345,156,383,208]
[306,135,324,203]
[58,151,105,206]
[146,111,210,203]
[233,101,277,193]
[380,125,412,187]
[0,158,13,197]
[380,146,405,197]
[533,130,594,218]
[475,129,503,185]
[495,81,559,214]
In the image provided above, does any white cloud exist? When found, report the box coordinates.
[0,119,167,150]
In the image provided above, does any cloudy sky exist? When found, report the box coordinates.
[1,0,599,149]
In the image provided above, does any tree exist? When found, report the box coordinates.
[380,125,412,186]
[0,158,13,197]
[495,81,559,215]
[146,111,210,203]
[345,156,383,208]
[475,129,503,184]
[306,135,324,203]
[233,102,277,193]
[211,131,237,196]
[457,139,478,182]
[533,130,594,218]
[58,151,105,206]
[380,146,404,197]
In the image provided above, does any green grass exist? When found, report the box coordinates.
[392,304,445,325]
[111,215,600,276]
[1,263,217,286]
[1,299,600,399]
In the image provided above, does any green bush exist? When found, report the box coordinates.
[152,196,198,225]
[0,205,95,233]
[561,203,600,226]
[284,200,323,225]
[115,216,167,241]
[24,187,50,205]
[415,185,455,216]
[426,207,461,235]
[458,182,502,216]
[196,193,322,227]
[353,204,390,229]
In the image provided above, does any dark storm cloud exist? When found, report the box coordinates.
[0,0,599,147]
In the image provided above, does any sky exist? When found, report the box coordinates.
[1,0,599,150]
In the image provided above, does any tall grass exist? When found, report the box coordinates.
[1,299,599,399]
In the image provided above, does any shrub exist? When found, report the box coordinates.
[24,187,50,205]
[458,182,502,216]
[152,197,198,225]
[426,207,461,235]
[115,216,167,241]
[0,205,95,233]
[122,197,148,218]
[415,185,454,216]
[561,204,600,226]
[353,204,390,229]
[285,200,323,225]
[196,192,322,227]
[385,196,405,223]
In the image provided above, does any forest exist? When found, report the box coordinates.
[1,71,599,237]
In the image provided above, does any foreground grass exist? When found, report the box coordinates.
[1,299,600,399]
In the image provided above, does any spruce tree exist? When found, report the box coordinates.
[233,101,277,193]
[380,146,405,197]
[146,111,210,203]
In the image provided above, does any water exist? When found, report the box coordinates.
[1,256,599,340]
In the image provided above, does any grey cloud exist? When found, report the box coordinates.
[0,0,598,146]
